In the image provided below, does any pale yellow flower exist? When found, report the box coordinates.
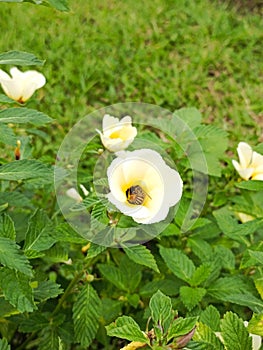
[97,114,137,152]
[120,341,146,350]
[236,212,255,223]
[232,142,263,180]
[0,67,46,103]
[107,149,183,224]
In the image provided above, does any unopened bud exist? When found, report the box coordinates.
[14,140,21,160]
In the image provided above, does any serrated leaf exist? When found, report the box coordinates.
[106,316,148,343]
[73,284,102,347]
[221,312,252,350]
[98,256,141,293]
[101,298,123,324]
[39,327,60,350]
[190,263,211,287]
[0,338,10,350]
[200,305,220,332]
[167,316,198,342]
[0,191,33,208]
[247,313,263,337]
[224,294,263,313]
[214,245,235,270]
[180,286,206,311]
[53,224,87,244]
[193,322,223,349]
[86,242,106,259]
[247,250,263,265]
[159,246,195,283]
[0,159,53,183]
[0,51,44,66]
[0,124,16,145]
[0,108,52,125]
[0,214,15,240]
[0,237,32,276]
[174,107,202,129]
[0,268,35,312]
[149,290,173,334]
[123,245,159,273]
[140,279,182,297]
[19,312,49,332]
[33,280,63,302]
[0,93,16,104]
[24,210,56,252]
[236,181,263,191]
[187,238,213,262]
[44,244,68,262]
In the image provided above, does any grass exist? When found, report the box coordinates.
[0,0,262,148]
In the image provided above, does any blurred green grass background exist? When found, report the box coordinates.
[0,0,262,145]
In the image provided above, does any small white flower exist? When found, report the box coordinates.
[97,114,137,152]
[0,67,46,103]
[66,188,83,203]
[106,149,183,224]
[232,142,263,180]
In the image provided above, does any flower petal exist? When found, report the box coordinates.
[237,142,253,168]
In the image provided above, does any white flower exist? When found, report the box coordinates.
[66,188,83,202]
[106,149,183,224]
[97,114,137,152]
[232,142,263,180]
[0,67,46,103]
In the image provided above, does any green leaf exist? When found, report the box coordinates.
[221,312,252,350]
[207,277,263,312]
[48,0,69,11]
[39,326,60,350]
[0,214,16,240]
[159,246,195,283]
[44,244,68,262]
[0,108,52,126]
[180,286,206,311]
[0,124,16,145]
[73,284,102,347]
[189,263,211,287]
[200,305,220,332]
[106,316,148,343]
[140,279,182,297]
[19,312,49,333]
[247,250,263,265]
[149,290,173,334]
[98,256,142,293]
[0,51,44,66]
[187,238,213,262]
[0,339,10,350]
[0,268,35,312]
[214,245,235,270]
[24,210,56,253]
[167,316,198,342]
[174,107,202,129]
[0,191,33,208]
[33,280,63,302]
[123,245,160,273]
[193,322,223,349]
[247,313,263,336]
[86,242,106,258]
[236,181,263,191]
[54,224,87,244]
[0,159,53,183]
[0,237,32,276]
[0,94,17,104]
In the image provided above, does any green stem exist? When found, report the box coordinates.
[52,270,84,317]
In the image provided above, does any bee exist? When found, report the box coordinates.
[125,185,151,205]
